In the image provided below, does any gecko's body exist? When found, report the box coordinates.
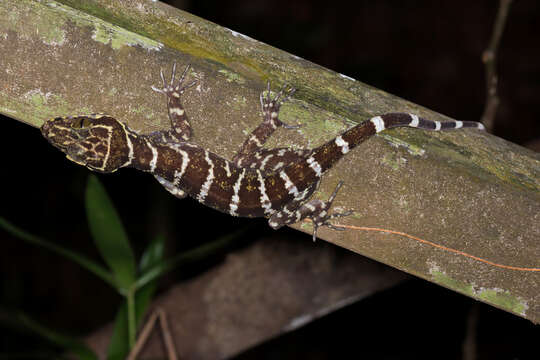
[41,64,484,240]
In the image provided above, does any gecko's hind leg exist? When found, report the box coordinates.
[268,181,352,241]
[233,82,301,167]
[152,63,197,142]
[155,175,187,199]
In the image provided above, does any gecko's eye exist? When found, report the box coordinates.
[70,117,93,129]
[82,118,93,127]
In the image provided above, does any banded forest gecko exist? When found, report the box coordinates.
[41,64,485,240]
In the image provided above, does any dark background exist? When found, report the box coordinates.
[1,0,538,359]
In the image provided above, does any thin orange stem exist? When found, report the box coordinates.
[320,222,540,272]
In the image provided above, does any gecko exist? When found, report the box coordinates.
[41,64,485,241]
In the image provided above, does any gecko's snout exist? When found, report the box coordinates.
[40,119,53,136]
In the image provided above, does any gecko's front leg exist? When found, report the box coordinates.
[233,83,301,168]
[150,64,197,196]
[151,63,197,142]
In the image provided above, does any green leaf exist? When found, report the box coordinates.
[0,217,116,288]
[106,303,129,360]
[85,175,136,290]
[139,234,166,273]
[135,234,166,321]
[106,235,166,360]
[12,311,98,360]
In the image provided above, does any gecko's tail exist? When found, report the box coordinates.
[371,113,485,132]
[310,113,484,174]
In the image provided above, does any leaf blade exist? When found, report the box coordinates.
[85,174,136,290]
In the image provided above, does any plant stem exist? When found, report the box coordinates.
[0,217,116,288]
[127,288,136,349]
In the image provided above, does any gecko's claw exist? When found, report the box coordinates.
[151,85,165,94]
[152,63,197,98]
[309,181,353,241]
[180,80,198,93]
[174,64,198,94]
[170,62,177,85]
[159,68,166,87]
[178,63,190,85]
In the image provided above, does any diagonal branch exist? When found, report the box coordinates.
[1,0,539,325]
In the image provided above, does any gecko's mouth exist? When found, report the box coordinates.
[40,119,57,139]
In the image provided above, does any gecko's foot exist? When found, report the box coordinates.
[261,82,302,129]
[151,63,197,99]
[309,181,353,241]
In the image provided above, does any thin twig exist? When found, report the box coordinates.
[126,310,158,360]
[480,0,513,131]
[159,308,178,360]
[127,307,178,360]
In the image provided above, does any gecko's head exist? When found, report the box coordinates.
[41,114,132,173]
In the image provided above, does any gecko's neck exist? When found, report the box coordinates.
[125,134,160,172]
